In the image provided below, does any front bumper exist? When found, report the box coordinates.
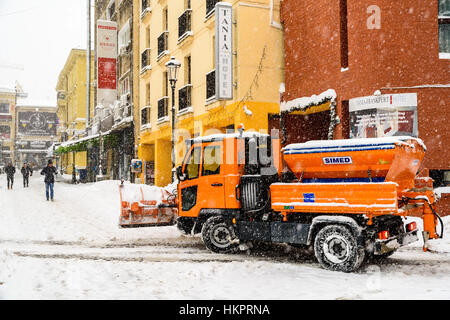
[374,230,419,255]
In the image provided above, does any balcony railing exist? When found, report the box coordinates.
[141,48,151,71]
[178,84,192,111]
[140,0,152,19]
[157,31,169,58]
[206,0,220,18]
[157,97,169,120]
[178,9,192,40]
[206,70,216,100]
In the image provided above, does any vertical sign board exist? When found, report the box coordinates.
[215,2,233,100]
[349,93,418,139]
[96,20,118,107]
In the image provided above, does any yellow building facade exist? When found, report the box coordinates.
[134,0,284,186]
[0,87,17,166]
[56,49,95,174]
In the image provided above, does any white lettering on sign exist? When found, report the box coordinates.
[323,157,353,165]
[215,3,233,100]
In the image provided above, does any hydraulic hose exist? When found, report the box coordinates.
[402,196,444,239]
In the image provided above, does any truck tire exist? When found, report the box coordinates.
[176,217,195,235]
[201,216,238,254]
[314,224,365,272]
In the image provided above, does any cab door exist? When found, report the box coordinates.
[179,145,202,218]
[197,142,226,210]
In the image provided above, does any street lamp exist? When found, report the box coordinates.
[165,56,181,182]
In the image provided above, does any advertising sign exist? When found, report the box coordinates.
[18,112,57,136]
[215,2,233,100]
[17,140,52,150]
[97,20,118,107]
[349,93,418,139]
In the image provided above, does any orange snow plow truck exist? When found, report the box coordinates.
[119,130,443,272]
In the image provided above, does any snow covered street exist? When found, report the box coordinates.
[1,174,450,300]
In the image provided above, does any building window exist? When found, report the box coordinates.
[206,70,216,100]
[142,0,150,12]
[178,8,192,40]
[141,106,150,126]
[141,48,151,70]
[107,0,116,20]
[185,55,192,85]
[118,19,131,55]
[146,82,151,106]
[179,84,192,111]
[340,0,349,69]
[157,97,169,119]
[146,26,151,48]
[206,0,220,18]
[120,76,130,96]
[163,71,168,97]
[439,0,450,57]
[0,103,9,114]
[157,31,169,58]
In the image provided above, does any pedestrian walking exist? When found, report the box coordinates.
[5,162,15,190]
[21,163,30,187]
[41,159,58,201]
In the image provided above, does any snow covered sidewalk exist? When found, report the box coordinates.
[1,175,450,299]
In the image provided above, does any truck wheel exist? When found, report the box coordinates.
[314,224,365,272]
[176,217,195,235]
[201,216,238,254]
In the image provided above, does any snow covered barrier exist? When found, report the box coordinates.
[118,182,178,228]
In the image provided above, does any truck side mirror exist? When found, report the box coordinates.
[176,165,186,181]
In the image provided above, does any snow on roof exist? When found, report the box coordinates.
[16,97,56,108]
[190,131,269,143]
[280,89,337,114]
[283,136,426,152]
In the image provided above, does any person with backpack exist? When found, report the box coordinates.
[41,159,58,201]
[5,162,15,189]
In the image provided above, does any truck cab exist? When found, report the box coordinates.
[175,131,279,234]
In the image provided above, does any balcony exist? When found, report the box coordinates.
[206,70,216,102]
[206,0,220,19]
[140,0,152,20]
[157,31,169,60]
[140,48,151,73]
[178,9,192,42]
[178,84,192,114]
[157,97,169,121]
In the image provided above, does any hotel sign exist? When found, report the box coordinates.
[96,20,117,107]
[215,2,233,100]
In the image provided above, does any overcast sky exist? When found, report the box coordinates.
[0,0,90,104]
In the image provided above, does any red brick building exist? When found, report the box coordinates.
[280,0,450,189]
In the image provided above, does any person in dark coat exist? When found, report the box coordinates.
[21,163,30,187]
[40,159,58,201]
[5,163,15,189]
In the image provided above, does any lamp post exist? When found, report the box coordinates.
[165,56,181,183]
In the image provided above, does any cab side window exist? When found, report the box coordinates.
[185,147,201,179]
[202,145,221,176]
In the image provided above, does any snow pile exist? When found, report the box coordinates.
[280,89,337,114]
[435,186,450,201]
[283,136,427,153]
